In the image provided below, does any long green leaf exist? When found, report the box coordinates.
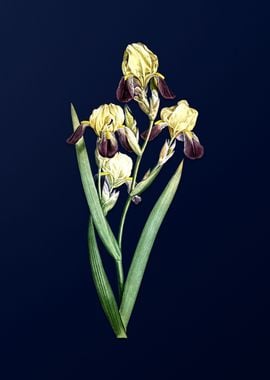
[70,104,121,261]
[120,160,184,328]
[88,218,127,338]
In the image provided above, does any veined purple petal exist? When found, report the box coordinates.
[157,77,175,99]
[141,124,163,141]
[116,129,133,152]
[98,133,118,158]
[183,133,204,160]
[116,77,133,102]
[66,124,86,144]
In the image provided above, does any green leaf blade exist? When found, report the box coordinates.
[120,160,184,328]
[88,219,127,338]
[70,104,121,261]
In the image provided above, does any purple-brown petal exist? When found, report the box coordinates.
[116,77,133,102]
[116,129,133,152]
[98,134,118,158]
[157,77,175,99]
[141,124,163,141]
[183,133,204,160]
[66,124,86,144]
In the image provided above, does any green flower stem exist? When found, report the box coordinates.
[118,118,155,249]
[118,197,132,248]
[98,168,102,200]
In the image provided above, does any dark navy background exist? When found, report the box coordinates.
[1,0,269,379]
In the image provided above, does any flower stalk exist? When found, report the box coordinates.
[118,118,154,249]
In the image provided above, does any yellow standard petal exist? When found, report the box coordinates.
[89,104,125,137]
[122,42,159,87]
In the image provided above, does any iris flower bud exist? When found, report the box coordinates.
[158,139,176,165]
[149,89,160,120]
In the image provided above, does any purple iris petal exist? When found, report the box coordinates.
[66,124,86,144]
[116,77,133,102]
[157,77,175,99]
[141,124,163,141]
[116,129,133,152]
[98,133,118,158]
[183,133,204,159]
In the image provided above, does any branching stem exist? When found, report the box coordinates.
[118,118,154,249]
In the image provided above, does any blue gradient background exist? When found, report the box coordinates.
[1,0,269,379]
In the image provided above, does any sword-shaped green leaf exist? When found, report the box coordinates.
[88,219,127,338]
[120,160,184,328]
[70,104,121,261]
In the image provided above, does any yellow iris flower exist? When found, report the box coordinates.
[101,152,133,188]
[116,42,175,103]
[157,100,204,159]
[160,100,198,139]
[122,42,160,88]
[67,104,125,158]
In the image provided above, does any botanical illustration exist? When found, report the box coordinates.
[67,42,204,338]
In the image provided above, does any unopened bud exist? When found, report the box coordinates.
[134,88,150,115]
[158,139,176,165]
[149,89,160,120]
[124,127,141,156]
[124,106,137,134]
[117,127,141,156]
[132,195,142,205]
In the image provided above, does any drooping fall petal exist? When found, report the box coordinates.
[117,129,133,152]
[116,77,133,102]
[98,133,119,158]
[141,124,163,141]
[183,132,204,160]
[66,124,86,144]
[157,77,175,99]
